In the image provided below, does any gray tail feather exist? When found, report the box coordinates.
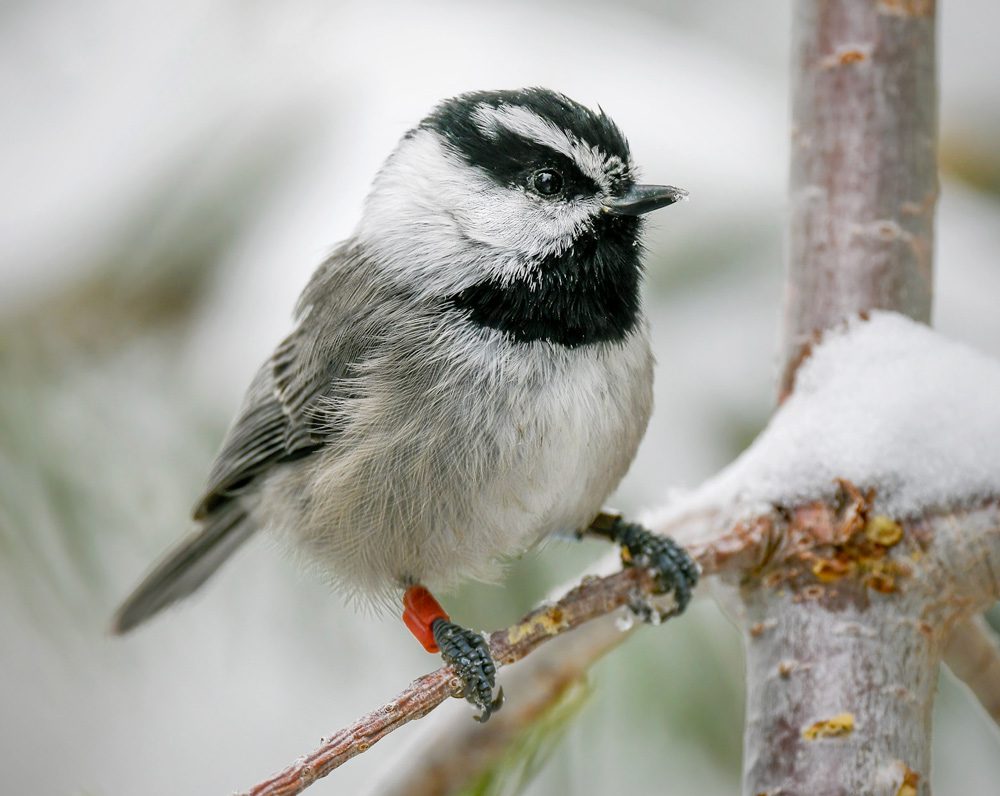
[111,505,256,634]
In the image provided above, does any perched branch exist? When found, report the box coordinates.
[380,614,632,796]
[351,515,771,796]
[243,671,452,796]
[240,525,766,796]
[239,569,652,796]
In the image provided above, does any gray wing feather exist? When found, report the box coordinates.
[114,245,387,631]
[193,246,381,519]
[192,356,317,518]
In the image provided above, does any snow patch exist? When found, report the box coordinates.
[654,312,1000,527]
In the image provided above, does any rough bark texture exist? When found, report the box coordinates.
[744,2,975,793]
[781,0,937,398]
[738,498,1000,796]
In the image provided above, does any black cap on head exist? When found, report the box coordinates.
[422,88,632,197]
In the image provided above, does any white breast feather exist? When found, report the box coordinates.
[258,323,653,606]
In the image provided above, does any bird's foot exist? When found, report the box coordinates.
[432,619,503,722]
[610,517,700,617]
[401,586,502,722]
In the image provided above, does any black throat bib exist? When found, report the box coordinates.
[448,214,644,348]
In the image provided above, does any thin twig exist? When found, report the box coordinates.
[240,568,651,796]
[379,614,632,796]
[370,513,773,796]
[240,523,764,796]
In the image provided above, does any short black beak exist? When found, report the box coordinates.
[603,184,688,216]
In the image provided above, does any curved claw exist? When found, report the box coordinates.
[432,619,503,722]
[474,686,504,723]
[612,519,700,616]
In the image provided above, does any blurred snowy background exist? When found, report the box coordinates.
[2,1,999,794]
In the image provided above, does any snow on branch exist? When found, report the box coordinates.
[652,312,1000,534]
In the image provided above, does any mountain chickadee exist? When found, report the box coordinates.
[113,88,698,721]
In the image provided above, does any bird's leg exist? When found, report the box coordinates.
[401,585,503,722]
[585,510,700,618]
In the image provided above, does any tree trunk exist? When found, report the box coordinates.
[781,0,937,399]
[745,2,944,794]
[742,582,940,795]
[737,503,1000,796]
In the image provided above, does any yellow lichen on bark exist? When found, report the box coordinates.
[505,606,568,645]
[802,713,855,740]
[896,764,920,796]
[865,515,904,547]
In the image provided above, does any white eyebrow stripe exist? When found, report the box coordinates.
[471,103,626,189]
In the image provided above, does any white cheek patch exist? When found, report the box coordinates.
[443,160,598,281]
[356,129,600,293]
[355,131,486,296]
[471,103,629,192]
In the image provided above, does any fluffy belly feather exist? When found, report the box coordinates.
[259,325,653,602]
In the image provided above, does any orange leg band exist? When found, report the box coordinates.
[402,585,450,653]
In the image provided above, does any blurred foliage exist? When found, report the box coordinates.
[0,123,309,628]
[1,122,307,355]
[458,677,591,796]
[942,132,1000,198]
[645,220,778,298]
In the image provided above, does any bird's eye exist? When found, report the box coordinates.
[531,169,564,197]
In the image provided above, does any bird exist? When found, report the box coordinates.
[112,87,698,721]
